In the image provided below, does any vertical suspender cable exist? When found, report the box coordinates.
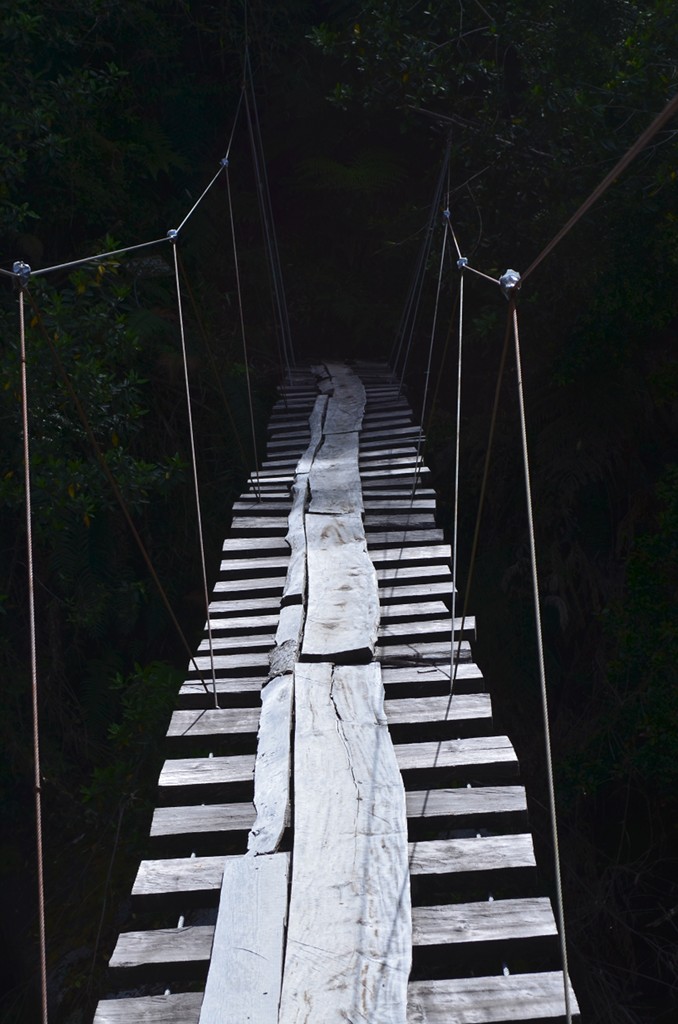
[449,267,464,693]
[393,135,452,389]
[243,51,294,372]
[511,303,572,1023]
[225,164,261,500]
[170,241,220,710]
[19,287,49,1024]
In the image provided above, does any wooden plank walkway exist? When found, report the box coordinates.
[94,361,579,1024]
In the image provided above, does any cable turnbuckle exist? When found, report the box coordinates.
[500,268,521,300]
[13,261,31,289]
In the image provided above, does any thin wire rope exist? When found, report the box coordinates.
[19,288,49,1024]
[465,264,500,286]
[448,269,464,695]
[451,310,512,693]
[522,90,678,285]
[177,253,252,470]
[31,237,169,279]
[176,164,228,235]
[225,165,261,499]
[511,303,572,1021]
[25,293,215,696]
[243,55,294,371]
[171,242,219,709]
[395,136,452,388]
[402,215,449,557]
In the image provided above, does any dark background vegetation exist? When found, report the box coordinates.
[1,2,677,1021]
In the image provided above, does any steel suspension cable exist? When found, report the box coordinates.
[448,267,464,694]
[451,310,512,693]
[395,135,452,390]
[511,304,572,1022]
[19,287,49,1024]
[225,165,261,499]
[171,241,220,709]
[243,51,294,371]
[522,90,678,286]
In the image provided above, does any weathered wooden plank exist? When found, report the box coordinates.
[94,992,203,1024]
[207,611,279,634]
[378,640,472,663]
[395,735,517,775]
[218,554,289,576]
[132,856,228,899]
[380,601,454,621]
[407,972,580,1022]
[322,364,367,434]
[110,925,214,972]
[367,529,445,548]
[158,754,255,795]
[385,693,492,729]
[213,576,285,596]
[408,833,535,876]
[279,662,411,1024]
[188,651,271,673]
[302,511,379,660]
[370,544,451,567]
[197,634,274,652]
[379,617,476,642]
[167,707,259,739]
[382,663,484,693]
[376,563,452,584]
[281,476,308,605]
[178,676,263,707]
[268,602,304,677]
[248,674,293,854]
[379,581,455,605]
[222,536,289,554]
[412,897,557,947]
[198,853,289,1024]
[308,431,363,514]
[406,786,527,822]
[150,802,256,839]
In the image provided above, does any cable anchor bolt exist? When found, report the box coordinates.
[500,268,521,300]
[13,261,31,289]
[167,229,179,243]
[457,257,468,270]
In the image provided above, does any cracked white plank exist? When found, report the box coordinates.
[278,661,411,1024]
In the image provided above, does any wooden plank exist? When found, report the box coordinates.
[379,617,476,642]
[408,833,536,876]
[167,707,259,739]
[385,693,492,729]
[375,563,452,584]
[322,364,367,434]
[197,634,273,652]
[151,802,256,839]
[269,602,304,676]
[406,786,527,822]
[367,529,445,548]
[248,674,293,854]
[281,476,308,605]
[178,677,263,707]
[302,511,379,660]
[94,992,202,1024]
[199,853,289,1024]
[279,662,410,1024]
[378,640,472,664]
[407,972,580,1022]
[382,663,484,693]
[132,855,228,899]
[395,736,517,776]
[110,924,214,972]
[412,897,557,947]
[308,430,363,514]
[158,754,255,797]
[380,601,454,621]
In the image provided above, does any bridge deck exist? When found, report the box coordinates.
[94,361,579,1024]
